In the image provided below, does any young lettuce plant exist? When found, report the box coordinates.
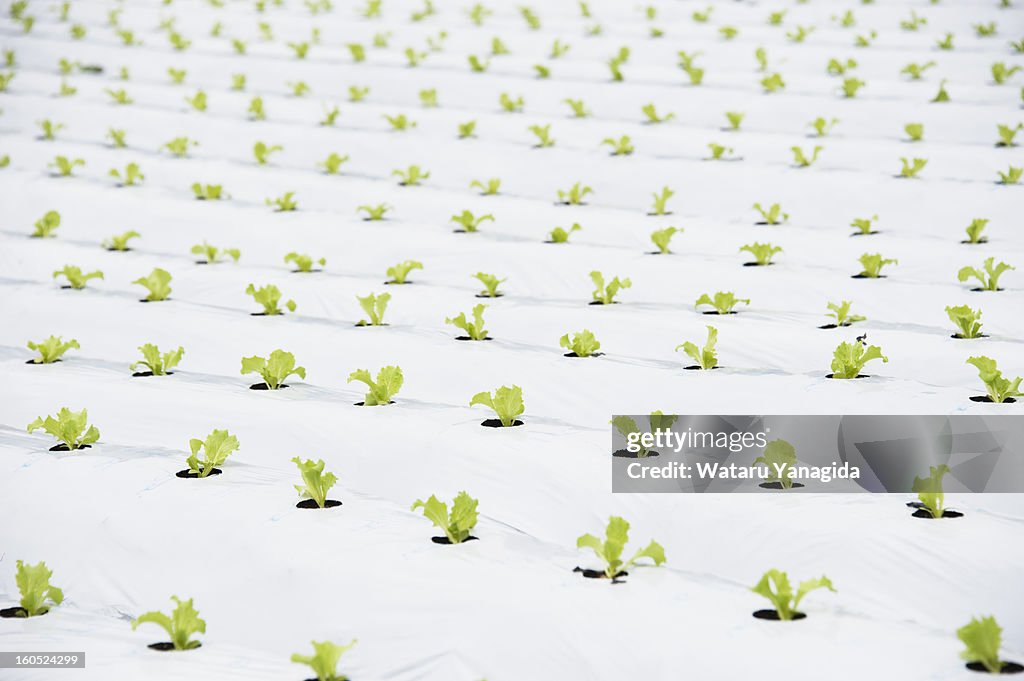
[529,124,555,148]
[470,385,524,426]
[241,350,305,390]
[131,344,184,376]
[348,366,403,405]
[560,330,601,357]
[958,258,1014,291]
[356,293,390,326]
[899,157,928,178]
[132,597,205,650]
[192,183,226,200]
[548,223,581,243]
[473,272,506,297]
[856,253,898,278]
[246,284,295,315]
[109,162,144,186]
[904,123,924,142]
[966,356,1022,403]
[649,186,674,215]
[266,192,299,212]
[49,155,84,177]
[695,292,749,314]
[601,135,634,156]
[393,165,429,186]
[53,266,103,289]
[642,103,674,124]
[192,242,239,264]
[850,215,879,236]
[830,340,887,378]
[557,182,593,205]
[996,124,1022,148]
[753,203,788,225]
[133,268,172,301]
[446,304,489,340]
[27,407,99,450]
[451,210,494,232]
[740,242,782,266]
[185,429,239,477]
[386,260,422,284]
[103,230,140,251]
[791,146,823,167]
[912,464,953,518]
[751,570,836,620]
[457,121,478,139]
[964,219,989,244]
[752,440,797,489]
[285,253,325,273]
[32,210,61,238]
[318,152,349,175]
[650,227,680,254]
[676,326,718,369]
[997,166,1023,185]
[958,617,1019,674]
[808,117,838,137]
[357,203,390,221]
[590,271,631,305]
[411,492,478,544]
[292,457,339,508]
[6,561,63,617]
[291,640,358,680]
[946,306,984,339]
[27,336,79,364]
[825,301,865,328]
[576,516,666,581]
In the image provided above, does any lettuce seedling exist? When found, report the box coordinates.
[11,560,63,617]
[292,640,357,680]
[341,287,382,325]
[741,242,781,265]
[752,439,797,488]
[912,464,951,518]
[676,326,718,369]
[840,77,865,98]
[564,98,590,118]
[962,218,988,245]
[967,356,1022,403]
[470,385,524,426]
[28,336,79,364]
[246,284,296,315]
[591,271,631,304]
[49,155,84,177]
[187,429,239,476]
[830,340,887,378]
[318,152,349,175]
[850,215,879,235]
[103,230,140,251]
[857,253,898,278]
[131,344,184,375]
[105,88,133,105]
[642,103,674,124]
[32,210,61,238]
[292,457,338,508]
[0,71,14,92]
[612,417,646,455]
[946,305,984,339]
[751,570,835,620]
[411,492,478,543]
[974,22,997,37]
[451,210,494,233]
[991,63,1021,85]
[248,96,266,120]
[348,366,403,405]
[650,227,680,254]
[457,120,477,139]
[649,186,674,215]
[357,204,390,221]
[132,597,205,650]
[470,178,501,195]
[549,223,581,243]
[499,93,525,112]
[266,192,298,212]
[393,165,429,186]
[695,292,749,314]
[899,157,927,178]
[705,143,734,161]
[899,11,927,31]
[348,85,369,103]
[791,146,822,167]
[753,203,788,225]
[932,80,951,102]
[468,54,490,72]
[901,61,935,80]
[958,616,1013,674]
[529,124,555,148]
[27,407,99,450]
[558,182,593,205]
[959,258,1014,291]
[53,266,103,289]
[109,162,144,186]
[997,166,1022,185]
[285,253,325,273]
[473,272,506,297]
[577,516,666,580]
[602,135,634,156]
[761,73,785,93]
[808,117,838,137]
[132,269,171,302]
[242,350,305,389]
[384,113,416,131]
[996,124,1022,147]
[446,304,488,340]
[192,242,239,264]
[561,330,600,357]
[253,142,282,166]
[826,300,865,327]
[936,33,954,50]
[320,105,341,127]
[724,111,745,131]
[192,183,225,200]
[905,123,924,141]
[386,260,422,284]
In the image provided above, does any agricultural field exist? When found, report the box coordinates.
[1,0,1023,679]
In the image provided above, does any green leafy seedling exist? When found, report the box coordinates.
[753,203,788,225]
[695,292,749,314]
[740,242,781,266]
[285,253,325,273]
[241,350,305,390]
[650,227,680,254]
[53,266,103,289]
[912,464,951,518]
[966,356,1022,403]
[676,326,718,369]
[830,340,887,378]
[946,305,984,339]
[577,516,666,580]
[348,366,403,405]
[560,330,601,357]
[291,640,357,680]
[549,223,581,243]
[192,242,239,263]
[473,272,506,297]
[186,429,239,476]
[32,211,61,237]
[246,284,296,315]
[451,210,494,233]
[386,260,422,284]
[590,271,631,304]
[132,597,205,650]
[857,253,898,278]
[558,182,593,205]
[411,492,478,543]
[103,230,140,251]
[752,440,797,488]
[11,561,64,617]
[470,385,524,426]
[131,344,184,375]
[958,258,1014,291]
[446,304,489,340]
[27,336,79,364]
[958,617,1014,674]
[751,570,836,620]
[292,458,339,508]
[27,407,99,450]
[825,301,865,327]
[356,292,390,326]
[358,204,390,220]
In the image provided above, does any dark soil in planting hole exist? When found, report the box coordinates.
[296,499,343,509]
[960,239,987,245]
[175,468,223,478]
[753,609,807,621]
[951,334,988,339]
[612,449,660,459]
[966,662,1024,674]
[970,396,1016,403]
[825,373,869,379]
[132,371,173,377]
[383,280,411,285]
[563,352,603,358]
[456,336,493,341]
[353,323,390,327]
[431,536,478,545]
[743,262,775,267]
[353,400,395,406]
[148,642,201,652]
[701,311,738,315]
[574,567,628,583]
[26,359,63,365]
[481,419,524,428]
[684,365,719,371]
[474,293,504,299]
[0,607,30,618]
[588,301,619,306]
[138,298,168,303]
[850,232,880,237]
[851,274,886,279]
[250,312,291,317]
[292,269,323,274]
[971,287,1004,292]
[759,481,805,490]
[911,508,963,519]
[49,443,91,452]
[249,383,290,391]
